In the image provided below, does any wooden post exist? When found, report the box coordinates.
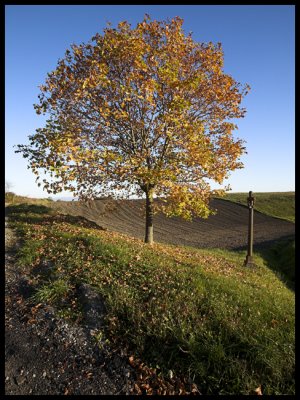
[244,191,255,267]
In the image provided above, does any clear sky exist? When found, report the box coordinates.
[5,5,295,199]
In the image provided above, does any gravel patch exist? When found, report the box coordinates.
[5,214,136,395]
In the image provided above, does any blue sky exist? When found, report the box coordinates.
[5,5,295,198]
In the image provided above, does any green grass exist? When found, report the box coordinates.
[220,192,295,222]
[5,192,54,205]
[7,203,295,395]
[32,278,72,304]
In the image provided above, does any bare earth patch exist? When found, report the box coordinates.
[50,198,295,250]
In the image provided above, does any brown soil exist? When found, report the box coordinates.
[50,198,295,250]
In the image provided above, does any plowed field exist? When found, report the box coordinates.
[50,198,295,250]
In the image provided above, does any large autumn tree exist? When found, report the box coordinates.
[16,15,249,244]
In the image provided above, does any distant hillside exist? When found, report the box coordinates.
[49,197,294,251]
[6,191,294,223]
[221,192,295,222]
[6,191,295,250]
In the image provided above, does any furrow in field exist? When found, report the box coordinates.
[52,198,295,250]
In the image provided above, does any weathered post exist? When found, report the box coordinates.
[244,191,255,267]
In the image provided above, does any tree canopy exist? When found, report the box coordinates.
[16,15,250,243]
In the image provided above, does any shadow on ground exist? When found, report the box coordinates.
[6,203,105,231]
[254,237,295,291]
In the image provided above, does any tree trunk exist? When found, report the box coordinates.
[145,189,154,245]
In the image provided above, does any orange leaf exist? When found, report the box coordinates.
[255,386,263,395]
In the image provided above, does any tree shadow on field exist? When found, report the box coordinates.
[6,203,105,231]
[6,203,51,216]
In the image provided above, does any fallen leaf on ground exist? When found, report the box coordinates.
[255,386,263,395]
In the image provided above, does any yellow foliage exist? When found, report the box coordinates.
[16,15,249,235]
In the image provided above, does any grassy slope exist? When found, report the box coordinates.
[221,192,295,222]
[220,192,295,290]
[5,192,54,206]
[6,202,295,395]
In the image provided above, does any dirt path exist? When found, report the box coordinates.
[5,210,135,395]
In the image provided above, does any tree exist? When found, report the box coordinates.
[5,180,13,193]
[5,180,15,204]
[16,15,250,245]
